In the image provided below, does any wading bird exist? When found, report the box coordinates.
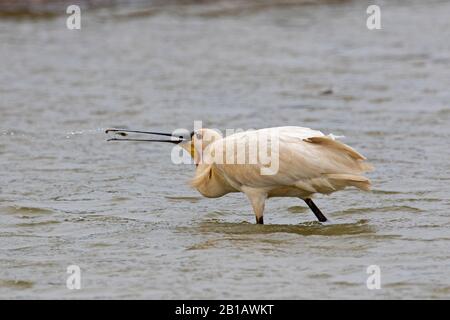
[106,127,372,224]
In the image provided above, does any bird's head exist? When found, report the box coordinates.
[180,128,223,164]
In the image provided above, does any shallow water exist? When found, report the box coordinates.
[1,0,449,299]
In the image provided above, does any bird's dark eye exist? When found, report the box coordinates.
[195,132,202,140]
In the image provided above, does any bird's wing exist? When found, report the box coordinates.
[206,127,372,193]
[224,126,325,142]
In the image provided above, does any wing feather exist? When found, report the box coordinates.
[197,127,373,195]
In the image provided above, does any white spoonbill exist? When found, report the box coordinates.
[106,126,373,224]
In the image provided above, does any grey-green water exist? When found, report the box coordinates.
[1,0,449,299]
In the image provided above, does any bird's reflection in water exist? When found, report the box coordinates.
[186,219,374,236]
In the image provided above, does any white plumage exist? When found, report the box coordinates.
[185,126,373,224]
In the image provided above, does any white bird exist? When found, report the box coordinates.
[106,126,373,224]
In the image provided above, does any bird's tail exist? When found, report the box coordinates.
[325,173,371,191]
[304,136,374,173]
[303,135,373,192]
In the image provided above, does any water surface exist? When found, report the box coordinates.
[0,0,449,299]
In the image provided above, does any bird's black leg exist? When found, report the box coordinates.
[304,198,327,222]
[256,216,264,224]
